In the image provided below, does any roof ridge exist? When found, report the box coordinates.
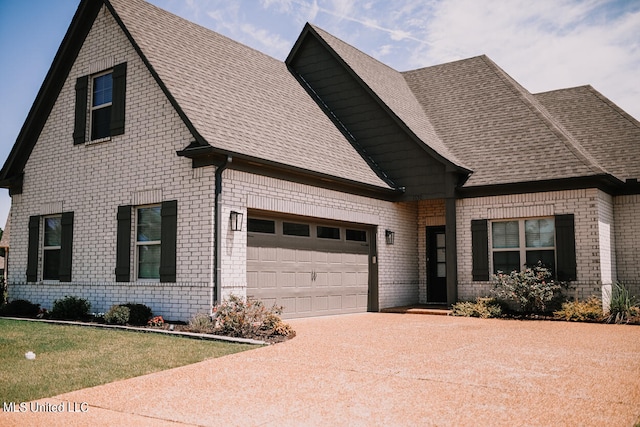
[479,56,608,176]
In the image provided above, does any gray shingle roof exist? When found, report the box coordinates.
[536,85,640,182]
[108,0,392,190]
[403,55,608,187]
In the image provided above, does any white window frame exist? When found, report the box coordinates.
[135,205,161,282]
[489,217,556,274]
[89,69,113,141]
[42,215,62,282]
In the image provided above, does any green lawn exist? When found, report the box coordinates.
[0,319,254,402]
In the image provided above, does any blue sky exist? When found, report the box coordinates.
[1,0,639,232]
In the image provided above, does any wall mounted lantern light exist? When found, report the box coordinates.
[385,229,395,245]
[230,211,243,231]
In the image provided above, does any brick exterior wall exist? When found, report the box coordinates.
[455,189,612,302]
[613,194,640,298]
[8,6,215,320]
[219,169,420,309]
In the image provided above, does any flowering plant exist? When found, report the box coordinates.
[147,315,165,327]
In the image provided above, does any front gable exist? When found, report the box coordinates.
[286,25,467,200]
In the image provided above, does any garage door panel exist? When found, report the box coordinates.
[247,216,371,318]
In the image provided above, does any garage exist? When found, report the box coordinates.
[246,214,376,318]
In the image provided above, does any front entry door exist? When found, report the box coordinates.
[426,226,447,303]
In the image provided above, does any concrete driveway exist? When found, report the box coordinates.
[3,313,639,426]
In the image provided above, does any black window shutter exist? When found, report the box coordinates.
[110,62,127,136]
[115,205,132,282]
[73,76,89,145]
[27,216,40,282]
[471,219,489,281]
[555,214,576,281]
[59,212,74,282]
[160,200,177,283]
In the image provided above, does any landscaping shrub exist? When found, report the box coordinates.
[491,263,566,314]
[188,312,215,333]
[122,303,152,326]
[49,296,91,320]
[213,295,294,339]
[606,282,639,324]
[553,296,603,322]
[104,305,130,325]
[0,299,40,317]
[451,297,503,318]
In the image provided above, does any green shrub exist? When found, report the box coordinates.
[188,312,214,333]
[492,263,566,314]
[213,295,294,339]
[553,297,603,322]
[104,305,130,325]
[50,296,91,320]
[606,283,639,324]
[451,297,503,318]
[122,303,152,326]
[0,299,41,317]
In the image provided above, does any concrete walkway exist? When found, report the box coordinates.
[2,313,639,426]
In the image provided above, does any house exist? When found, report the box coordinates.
[1,0,638,320]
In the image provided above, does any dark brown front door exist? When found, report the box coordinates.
[427,226,447,303]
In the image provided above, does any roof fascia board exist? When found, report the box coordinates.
[457,174,624,198]
[176,144,402,200]
[287,24,471,176]
[103,0,208,147]
[0,0,102,188]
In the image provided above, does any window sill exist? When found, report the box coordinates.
[85,136,112,146]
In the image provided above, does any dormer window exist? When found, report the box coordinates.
[91,71,113,140]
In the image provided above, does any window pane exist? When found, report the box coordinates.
[44,217,62,247]
[91,106,111,140]
[346,229,367,242]
[526,250,555,273]
[437,263,446,278]
[93,73,113,106]
[247,218,275,234]
[436,233,445,248]
[493,251,520,274]
[436,248,446,263]
[43,249,60,280]
[137,206,161,242]
[317,226,340,239]
[138,245,160,279]
[492,221,519,248]
[525,219,555,247]
[283,222,310,237]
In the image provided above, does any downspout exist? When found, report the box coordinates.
[210,155,231,312]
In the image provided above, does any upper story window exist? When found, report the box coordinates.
[91,72,113,140]
[491,218,555,274]
[73,62,126,145]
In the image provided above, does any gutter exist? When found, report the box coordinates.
[210,155,231,311]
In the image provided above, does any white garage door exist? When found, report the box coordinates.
[247,215,372,319]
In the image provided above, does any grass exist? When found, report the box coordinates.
[0,319,255,402]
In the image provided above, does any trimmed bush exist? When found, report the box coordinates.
[451,297,503,318]
[0,299,41,317]
[553,297,603,322]
[104,305,130,325]
[50,296,91,320]
[122,303,152,326]
[492,263,566,314]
